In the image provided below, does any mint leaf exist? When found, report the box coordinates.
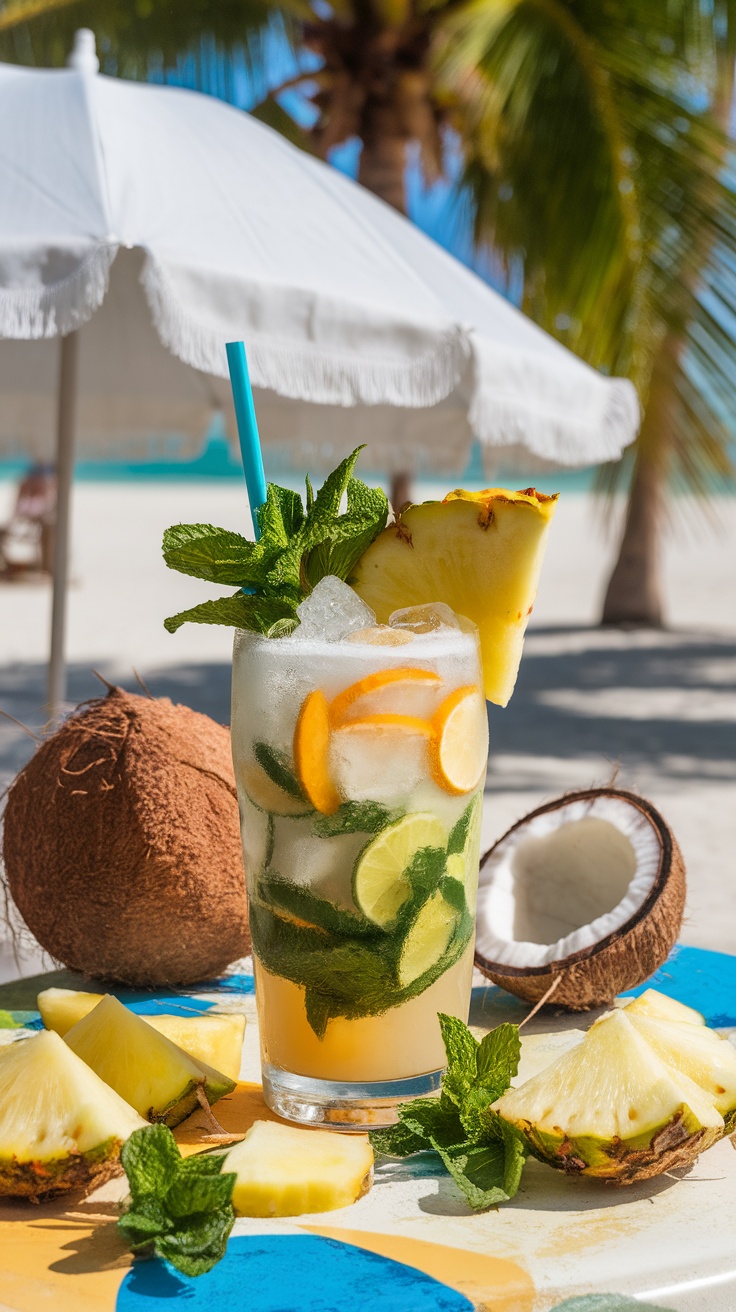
[118,1126,235,1280]
[253,741,307,801]
[476,1023,521,1100]
[259,877,379,940]
[305,474,315,512]
[155,1209,234,1278]
[117,1197,173,1250]
[121,1124,181,1200]
[304,990,333,1040]
[177,1152,228,1177]
[256,484,305,546]
[165,1171,235,1218]
[447,802,474,856]
[371,1099,463,1157]
[164,592,298,636]
[163,523,267,587]
[438,875,467,914]
[431,1139,510,1210]
[437,1013,479,1110]
[303,479,388,588]
[313,801,394,837]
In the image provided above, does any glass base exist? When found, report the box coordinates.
[262,1062,443,1130]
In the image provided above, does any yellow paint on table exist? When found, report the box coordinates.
[302,1227,535,1312]
[0,1214,127,1312]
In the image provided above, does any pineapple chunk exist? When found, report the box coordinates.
[624,988,705,1027]
[350,488,557,706]
[0,1029,145,1197]
[39,988,245,1081]
[65,995,235,1127]
[626,1013,736,1122]
[223,1120,373,1216]
[38,987,104,1035]
[147,1015,245,1082]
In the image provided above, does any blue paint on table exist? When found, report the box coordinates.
[619,945,736,1028]
[116,1234,473,1312]
[22,973,256,1029]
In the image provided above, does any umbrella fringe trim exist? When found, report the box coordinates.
[0,246,117,340]
[471,376,640,468]
[141,255,469,410]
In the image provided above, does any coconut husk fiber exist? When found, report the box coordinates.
[2,686,249,987]
[475,788,686,1010]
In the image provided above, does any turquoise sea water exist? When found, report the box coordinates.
[0,431,595,495]
[1,429,732,495]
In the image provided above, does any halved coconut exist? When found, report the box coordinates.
[475,789,685,1010]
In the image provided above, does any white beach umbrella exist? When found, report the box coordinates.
[0,31,639,711]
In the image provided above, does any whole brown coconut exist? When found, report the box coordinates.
[2,687,249,986]
[474,788,685,1010]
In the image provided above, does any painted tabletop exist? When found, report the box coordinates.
[0,944,734,1312]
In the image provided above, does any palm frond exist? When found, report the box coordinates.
[436,0,736,493]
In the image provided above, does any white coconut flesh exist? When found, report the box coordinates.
[494,1010,723,1141]
[476,794,663,970]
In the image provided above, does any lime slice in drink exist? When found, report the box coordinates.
[353,813,446,926]
[398,889,458,988]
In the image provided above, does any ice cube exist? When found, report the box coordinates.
[293,575,376,642]
[389,602,460,635]
[346,625,414,646]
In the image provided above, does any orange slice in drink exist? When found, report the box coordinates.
[293,690,342,815]
[330,668,441,727]
[336,713,432,737]
[430,685,488,795]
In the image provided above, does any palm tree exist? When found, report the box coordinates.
[2,0,735,623]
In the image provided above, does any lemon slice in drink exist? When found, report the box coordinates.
[353,813,446,927]
[398,889,458,988]
[430,686,488,795]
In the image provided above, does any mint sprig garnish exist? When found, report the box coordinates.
[370,1014,526,1210]
[162,446,388,636]
[118,1125,235,1278]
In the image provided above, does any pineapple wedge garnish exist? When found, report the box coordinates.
[64,995,235,1126]
[351,488,557,706]
[223,1120,373,1216]
[0,1029,145,1198]
[39,987,245,1081]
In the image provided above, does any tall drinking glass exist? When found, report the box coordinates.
[231,616,488,1128]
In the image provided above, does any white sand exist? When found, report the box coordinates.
[1,480,735,975]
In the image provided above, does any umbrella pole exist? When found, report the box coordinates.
[47,330,79,720]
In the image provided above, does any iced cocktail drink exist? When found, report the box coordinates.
[231,584,488,1127]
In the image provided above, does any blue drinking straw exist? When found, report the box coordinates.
[226,340,267,541]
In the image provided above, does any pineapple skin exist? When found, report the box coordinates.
[350,489,557,706]
[0,1136,125,1199]
[513,1108,723,1185]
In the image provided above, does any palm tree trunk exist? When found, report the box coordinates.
[358,104,412,514]
[600,333,675,626]
[600,450,665,627]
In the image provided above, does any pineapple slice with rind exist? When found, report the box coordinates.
[494,1010,723,1184]
[223,1120,373,1216]
[65,995,235,1127]
[0,1029,145,1198]
[39,988,245,1081]
[624,988,705,1027]
[350,488,557,706]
